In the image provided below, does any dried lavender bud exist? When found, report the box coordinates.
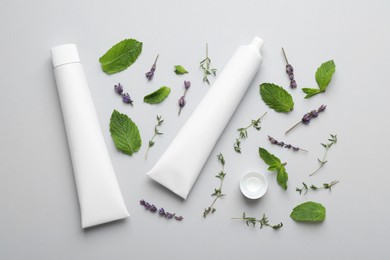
[175,216,184,221]
[290,79,297,89]
[288,73,294,80]
[184,80,191,89]
[140,199,146,206]
[158,207,166,216]
[286,64,294,74]
[267,135,307,152]
[178,96,186,108]
[114,83,123,94]
[149,204,157,213]
[122,93,133,105]
[145,54,159,80]
[285,105,327,134]
[165,212,175,219]
[318,104,327,112]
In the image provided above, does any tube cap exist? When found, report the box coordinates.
[51,44,80,68]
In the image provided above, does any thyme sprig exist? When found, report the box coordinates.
[145,115,164,159]
[200,43,217,85]
[232,212,283,230]
[234,112,267,153]
[203,153,226,218]
[310,134,337,176]
[296,180,339,195]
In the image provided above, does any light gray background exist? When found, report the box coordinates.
[1,0,389,259]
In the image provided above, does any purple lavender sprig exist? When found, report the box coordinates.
[178,80,191,115]
[282,48,297,89]
[285,105,327,134]
[267,135,308,152]
[114,83,134,105]
[145,54,159,80]
[140,199,183,221]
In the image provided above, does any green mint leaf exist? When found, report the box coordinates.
[277,167,288,190]
[316,60,336,91]
[174,65,188,75]
[109,110,142,156]
[99,39,143,75]
[260,83,294,112]
[144,86,171,104]
[302,88,322,99]
[259,147,281,166]
[290,201,326,222]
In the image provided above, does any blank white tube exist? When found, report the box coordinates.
[51,44,129,228]
[147,37,264,199]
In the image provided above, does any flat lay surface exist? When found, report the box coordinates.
[1,0,390,259]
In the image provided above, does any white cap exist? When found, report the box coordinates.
[248,37,264,55]
[51,44,80,68]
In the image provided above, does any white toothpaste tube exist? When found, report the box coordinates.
[147,37,264,199]
[51,44,129,228]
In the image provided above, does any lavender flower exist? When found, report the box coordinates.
[114,83,123,94]
[139,199,183,222]
[145,54,159,80]
[285,105,327,134]
[122,93,134,105]
[282,48,297,89]
[267,135,307,152]
[178,80,190,115]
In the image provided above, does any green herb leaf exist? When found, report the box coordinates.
[109,110,142,156]
[276,167,288,190]
[259,147,288,190]
[290,201,326,222]
[99,39,143,75]
[259,147,281,166]
[302,88,321,98]
[144,86,171,104]
[174,65,188,75]
[316,60,336,91]
[260,83,294,112]
[302,60,336,98]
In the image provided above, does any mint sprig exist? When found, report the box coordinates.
[260,83,294,112]
[109,110,142,156]
[258,147,288,190]
[302,60,336,98]
[99,39,142,75]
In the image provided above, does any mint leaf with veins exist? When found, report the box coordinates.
[290,201,326,222]
[99,38,142,75]
[144,86,171,104]
[260,83,294,112]
[110,110,142,156]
